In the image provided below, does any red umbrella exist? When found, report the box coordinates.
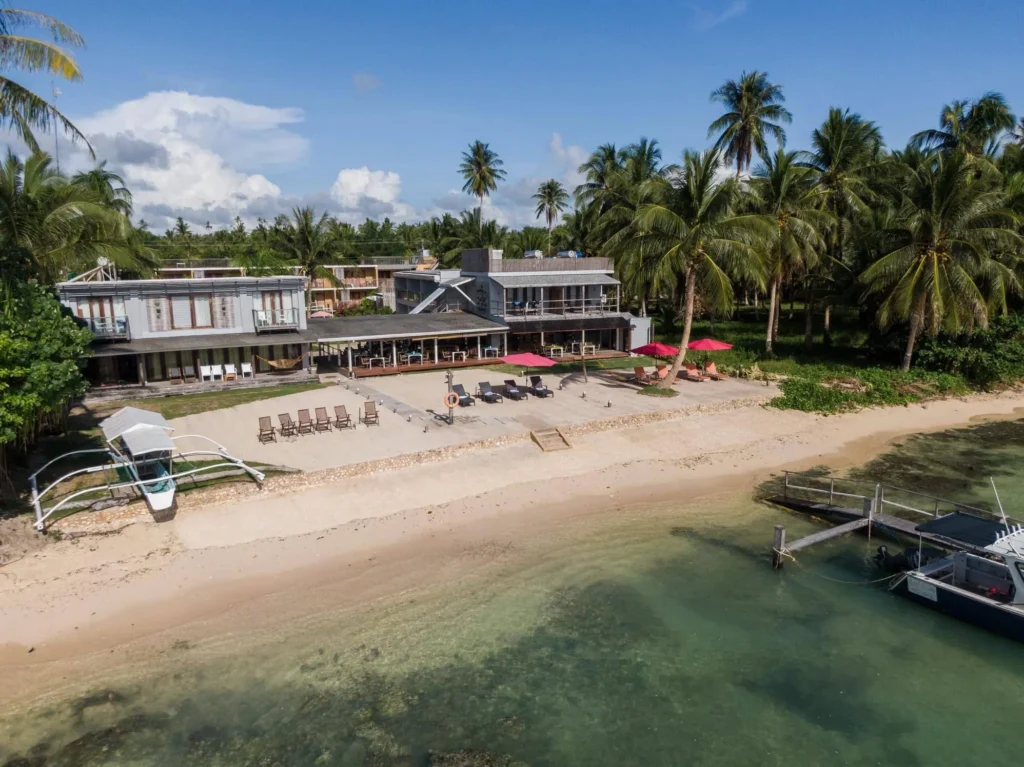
[631,342,680,357]
[687,338,733,351]
[501,352,557,368]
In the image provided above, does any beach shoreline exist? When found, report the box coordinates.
[3,391,1024,712]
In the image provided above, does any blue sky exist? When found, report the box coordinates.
[16,0,1024,230]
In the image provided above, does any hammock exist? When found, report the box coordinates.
[256,355,303,370]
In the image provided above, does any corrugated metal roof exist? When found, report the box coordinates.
[308,313,507,341]
[100,407,173,442]
[489,273,619,288]
[121,426,175,456]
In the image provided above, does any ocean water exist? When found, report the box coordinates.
[5,421,1024,766]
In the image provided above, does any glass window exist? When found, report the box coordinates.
[193,295,212,327]
[171,296,193,329]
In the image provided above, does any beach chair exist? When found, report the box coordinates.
[631,366,654,384]
[683,362,709,382]
[705,362,729,381]
[333,404,353,429]
[503,379,526,400]
[200,365,214,382]
[167,366,182,384]
[297,409,314,434]
[278,413,297,437]
[240,362,254,378]
[452,384,475,407]
[224,363,238,381]
[211,364,225,381]
[314,406,332,432]
[257,416,276,443]
[477,382,503,403]
[656,364,670,381]
[529,376,554,398]
[361,400,380,426]
[182,364,197,382]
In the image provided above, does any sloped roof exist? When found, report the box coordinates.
[121,426,175,456]
[489,273,619,288]
[99,406,173,442]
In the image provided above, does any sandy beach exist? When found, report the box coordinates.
[3,389,1024,712]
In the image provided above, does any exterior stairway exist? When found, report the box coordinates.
[530,427,571,452]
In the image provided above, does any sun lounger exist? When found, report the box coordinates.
[361,400,380,426]
[682,362,709,382]
[477,382,503,403]
[200,365,214,382]
[705,362,729,381]
[632,366,654,384]
[297,408,314,434]
[314,406,332,432]
[240,362,254,378]
[333,404,353,429]
[182,364,197,382]
[656,364,670,380]
[529,376,553,398]
[278,413,297,437]
[452,384,475,407]
[257,416,276,443]
[224,363,238,381]
[503,379,526,400]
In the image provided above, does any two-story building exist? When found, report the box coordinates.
[58,275,310,386]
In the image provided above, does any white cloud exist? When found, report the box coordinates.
[330,167,401,206]
[685,0,748,30]
[351,72,381,93]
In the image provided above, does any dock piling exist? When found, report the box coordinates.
[772,525,786,569]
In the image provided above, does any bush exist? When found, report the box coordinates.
[916,315,1024,387]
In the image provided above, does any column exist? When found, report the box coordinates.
[392,341,397,367]
[540,287,545,314]
[347,345,353,374]
[540,331,545,347]
[581,329,586,356]
[477,336,482,359]
[301,343,310,371]
[434,338,439,364]
[137,355,148,385]
[503,333,508,356]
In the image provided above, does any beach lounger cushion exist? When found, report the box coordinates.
[477,382,503,403]
[529,376,554,397]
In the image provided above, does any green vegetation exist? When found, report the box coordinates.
[98,381,325,421]
[638,386,679,398]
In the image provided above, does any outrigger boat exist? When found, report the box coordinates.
[30,406,264,532]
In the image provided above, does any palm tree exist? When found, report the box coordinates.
[532,179,569,254]
[0,150,139,282]
[911,93,1016,157]
[634,148,772,386]
[71,162,132,216]
[574,143,621,208]
[750,150,831,352]
[277,206,336,280]
[860,152,1022,371]
[708,71,792,178]
[0,9,91,154]
[459,141,506,232]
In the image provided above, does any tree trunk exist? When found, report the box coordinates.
[772,276,782,343]
[640,294,647,318]
[901,298,925,372]
[660,265,696,388]
[765,277,778,354]
[823,305,832,346]
[478,194,484,233]
[803,278,813,352]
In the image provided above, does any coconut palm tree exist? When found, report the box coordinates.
[860,152,1023,371]
[532,179,569,254]
[71,162,132,216]
[458,141,506,232]
[276,207,336,283]
[0,150,140,282]
[750,150,831,353]
[708,71,792,178]
[574,143,621,208]
[634,148,773,386]
[0,9,91,154]
[911,93,1016,157]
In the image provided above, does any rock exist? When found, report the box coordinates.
[427,750,527,767]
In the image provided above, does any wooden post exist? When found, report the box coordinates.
[392,340,397,367]
[772,525,786,569]
[477,336,482,359]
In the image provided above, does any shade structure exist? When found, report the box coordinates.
[631,342,680,357]
[309,311,333,318]
[501,352,557,368]
[687,338,733,351]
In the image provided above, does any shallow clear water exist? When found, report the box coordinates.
[6,421,1024,766]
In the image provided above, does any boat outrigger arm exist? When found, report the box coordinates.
[29,407,266,532]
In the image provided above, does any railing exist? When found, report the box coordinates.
[82,315,130,339]
[494,296,618,318]
[462,252,613,273]
[160,258,233,269]
[253,307,300,331]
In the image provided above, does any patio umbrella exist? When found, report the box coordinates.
[687,338,733,351]
[631,341,680,358]
[501,352,557,382]
[309,311,333,319]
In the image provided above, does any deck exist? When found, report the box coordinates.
[345,349,629,378]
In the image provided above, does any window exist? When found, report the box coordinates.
[170,294,214,329]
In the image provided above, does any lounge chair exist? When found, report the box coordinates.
[656,364,670,381]
[224,363,238,381]
[240,362,254,378]
[257,416,276,443]
[503,379,526,400]
[278,413,297,437]
[705,362,729,381]
[361,400,380,426]
[682,362,709,382]
[297,408,314,434]
[200,365,214,382]
[211,364,225,381]
[314,406,332,432]
[167,366,182,383]
[452,384,475,407]
[182,364,197,382]
[477,382,503,403]
[333,404,353,429]
[529,376,553,398]
[632,366,654,384]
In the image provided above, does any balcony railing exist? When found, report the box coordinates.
[83,315,130,339]
[494,297,619,318]
[253,307,300,332]
[160,258,233,269]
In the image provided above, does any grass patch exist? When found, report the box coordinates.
[94,381,326,421]
[638,386,679,398]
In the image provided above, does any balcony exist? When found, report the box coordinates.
[83,315,130,339]
[253,307,300,332]
[495,296,619,318]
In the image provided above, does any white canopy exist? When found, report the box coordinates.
[99,406,173,443]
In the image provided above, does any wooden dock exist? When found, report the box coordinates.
[768,472,999,568]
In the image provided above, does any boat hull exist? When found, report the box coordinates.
[892,573,1024,643]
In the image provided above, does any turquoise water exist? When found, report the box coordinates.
[5,421,1024,765]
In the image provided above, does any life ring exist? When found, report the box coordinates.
[444,392,459,408]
